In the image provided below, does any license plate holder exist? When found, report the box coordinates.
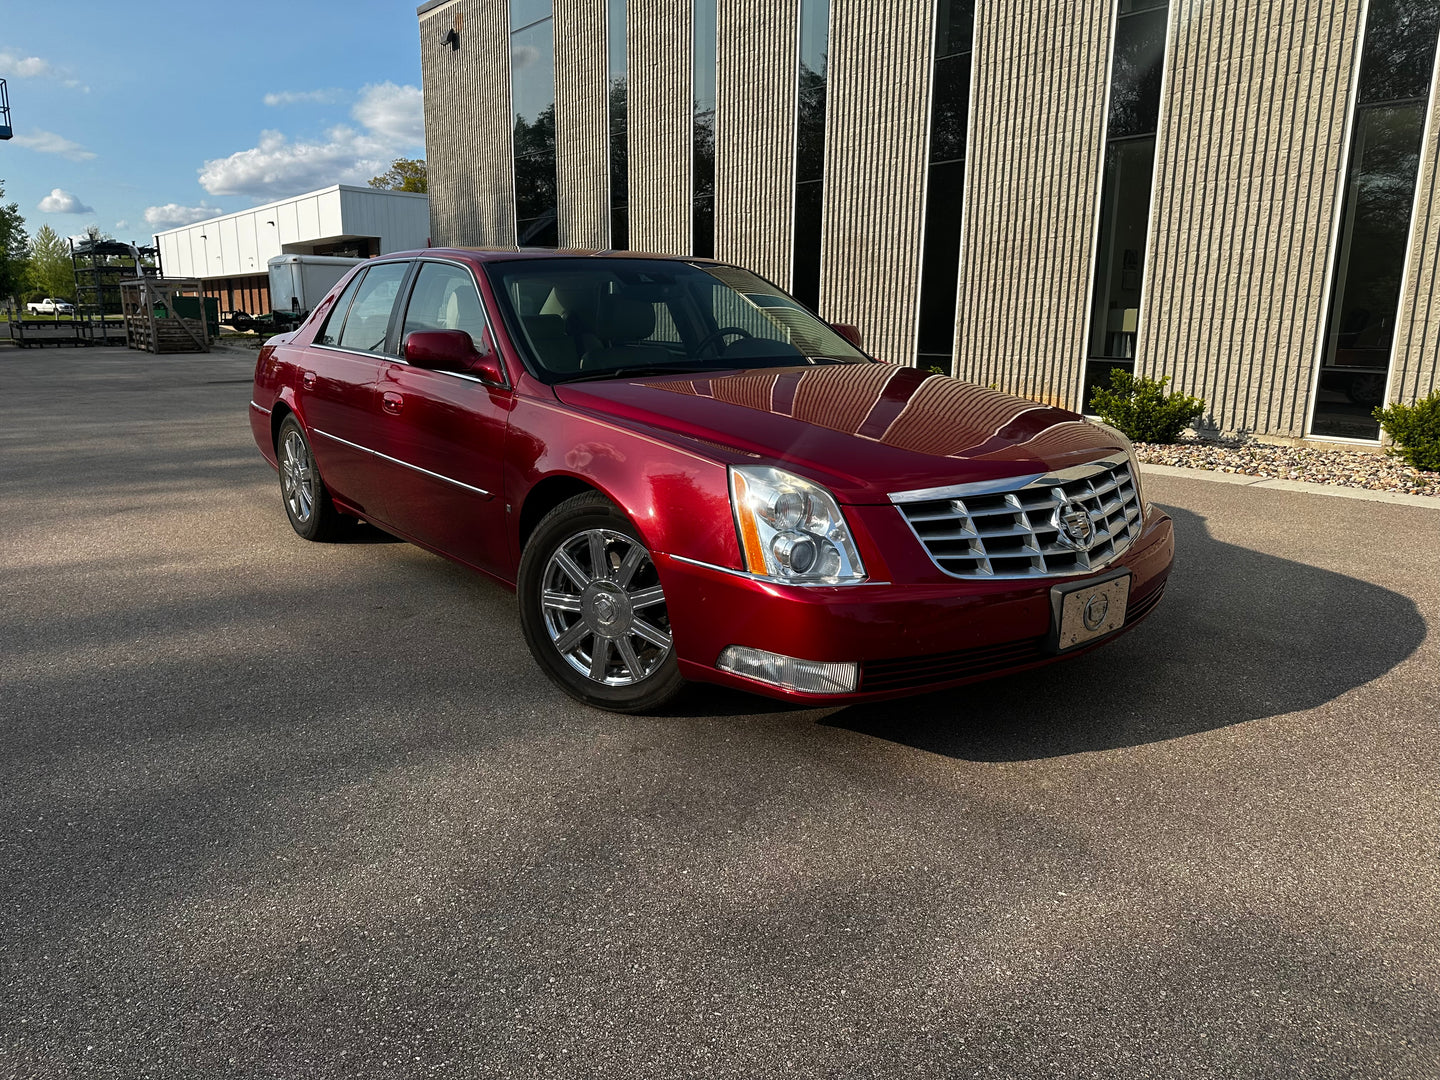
[1048,569,1131,653]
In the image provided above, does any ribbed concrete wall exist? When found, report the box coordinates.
[1391,64,1440,405]
[628,0,694,254]
[1138,0,1364,437]
[953,0,1111,409]
[554,0,611,250]
[714,1,799,287]
[818,0,933,364]
[420,0,516,247]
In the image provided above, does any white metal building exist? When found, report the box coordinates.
[154,184,430,315]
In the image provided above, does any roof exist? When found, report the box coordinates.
[150,184,428,239]
[415,247,722,264]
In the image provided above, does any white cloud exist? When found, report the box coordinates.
[143,203,221,230]
[351,82,425,146]
[199,127,394,199]
[114,219,129,230]
[0,49,52,78]
[37,189,94,214]
[263,88,345,107]
[0,49,89,91]
[12,129,95,161]
[198,84,424,201]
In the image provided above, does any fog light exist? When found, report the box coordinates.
[716,646,858,694]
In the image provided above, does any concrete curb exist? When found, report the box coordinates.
[1140,462,1440,509]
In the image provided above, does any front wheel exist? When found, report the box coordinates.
[518,493,684,712]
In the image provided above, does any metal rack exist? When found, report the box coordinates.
[70,237,158,345]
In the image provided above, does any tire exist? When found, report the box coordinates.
[276,415,343,541]
[518,492,685,712]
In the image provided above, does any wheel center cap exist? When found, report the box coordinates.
[582,582,631,636]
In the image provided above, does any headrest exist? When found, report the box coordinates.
[594,297,656,342]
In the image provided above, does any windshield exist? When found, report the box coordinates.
[485,257,870,382]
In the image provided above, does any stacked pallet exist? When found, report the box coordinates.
[124,314,209,353]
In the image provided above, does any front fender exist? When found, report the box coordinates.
[508,395,743,572]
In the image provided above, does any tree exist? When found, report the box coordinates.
[0,180,29,306]
[27,224,73,300]
[367,158,428,193]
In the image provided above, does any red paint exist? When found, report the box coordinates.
[251,248,1175,705]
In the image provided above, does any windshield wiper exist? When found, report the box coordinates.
[559,364,715,383]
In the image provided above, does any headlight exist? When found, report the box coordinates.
[728,466,866,585]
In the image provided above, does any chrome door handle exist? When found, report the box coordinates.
[301,371,317,389]
[382,392,404,414]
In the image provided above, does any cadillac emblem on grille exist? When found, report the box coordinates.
[1053,496,1096,551]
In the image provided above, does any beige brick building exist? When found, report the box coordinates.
[416,0,1440,444]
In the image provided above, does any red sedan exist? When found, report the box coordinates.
[249,249,1173,711]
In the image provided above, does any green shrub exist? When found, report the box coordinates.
[1374,390,1440,471]
[1087,369,1206,443]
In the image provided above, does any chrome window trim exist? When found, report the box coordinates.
[887,453,1131,504]
[312,427,494,498]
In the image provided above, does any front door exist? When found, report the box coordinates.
[370,260,512,578]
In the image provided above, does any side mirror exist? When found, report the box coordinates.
[833,322,864,350]
[404,329,505,385]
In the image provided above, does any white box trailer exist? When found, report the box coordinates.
[267,254,363,319]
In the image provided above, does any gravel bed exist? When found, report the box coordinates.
[1135,438,1439,497]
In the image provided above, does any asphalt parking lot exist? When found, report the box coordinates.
[3,345,1437,1079]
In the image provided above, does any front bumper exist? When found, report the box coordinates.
[657,504,1174,704]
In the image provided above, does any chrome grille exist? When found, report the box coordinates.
[891,454,1144,580]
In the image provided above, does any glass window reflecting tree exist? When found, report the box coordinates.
[693,0,718,257]
[1313,0,1440,439]
[792,0,830,310]
[608,0,628,250]
[916,0,974,373]
[1083,0,1168,410]
[511,0,558,247]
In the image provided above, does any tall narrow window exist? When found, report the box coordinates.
[608,0,629,250]
[511,0,558,247]
[1314,0,1440,439]
[1083,0,1169,410]
[792,0,830,310]
[916,0,974,372]
[693,0,718,257]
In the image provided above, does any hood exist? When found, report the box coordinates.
[555,364,1128,503]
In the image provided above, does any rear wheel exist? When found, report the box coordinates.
[276,415,343,541]
[518,493,684,712]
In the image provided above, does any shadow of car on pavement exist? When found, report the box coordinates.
[819,505,1425,760]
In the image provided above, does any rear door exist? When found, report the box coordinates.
[370,259,512,578]
[298,260,411,519]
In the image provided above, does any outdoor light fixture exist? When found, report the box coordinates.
[441,11,463,49]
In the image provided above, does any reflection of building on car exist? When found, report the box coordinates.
[250,248,1173,713]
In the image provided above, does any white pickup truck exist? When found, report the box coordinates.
[26,298,75,316]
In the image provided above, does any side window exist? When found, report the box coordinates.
[336,261,411,354]
[401,262,489,344]
[316,270,366,347]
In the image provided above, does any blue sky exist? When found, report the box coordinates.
[1,1,426,244]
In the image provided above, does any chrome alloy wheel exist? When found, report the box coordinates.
[280,428,317,524]
[540,528,673,686]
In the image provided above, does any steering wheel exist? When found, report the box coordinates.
[696,325,754,357]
